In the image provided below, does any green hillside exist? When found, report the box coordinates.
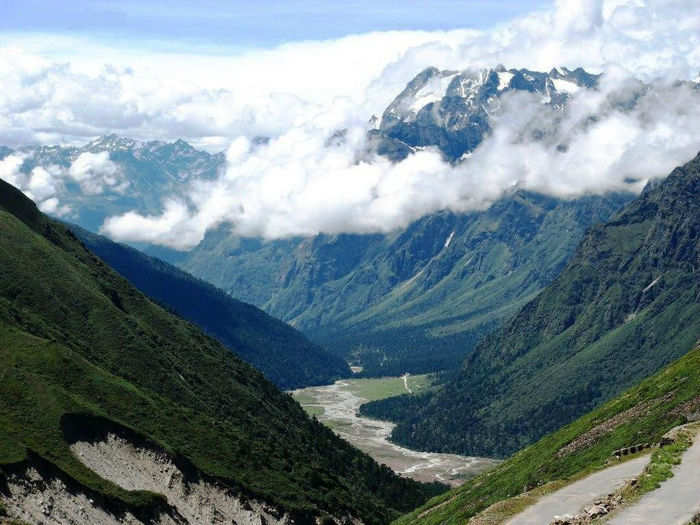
[70,225,351,389]
[183,193,628,376]
[365,152,700,457]
[396,342,700,525]
[0,179,442,524]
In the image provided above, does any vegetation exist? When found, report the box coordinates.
[0,179,443,525]
[633,430,691,494]
[346,374,433,402]
[182,192,629,377]
[71,225,351,389]
[368,154,700,457]
[395,342,700,525]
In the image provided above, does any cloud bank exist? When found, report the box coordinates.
[69,152,127,195]
[102,76,700,249]
[3,0,700,247]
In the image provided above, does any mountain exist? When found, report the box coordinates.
[179,66,634,376]
[396,341,700,525]
[373,65,598,161]
[11,135,225,232]
[0,180,442,525]
[184,191,629,376]
[0,67,629,377]
[363,152,700,457]
[70,224,351,389]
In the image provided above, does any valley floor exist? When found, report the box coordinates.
[292,376,498,486]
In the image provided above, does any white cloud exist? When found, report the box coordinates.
[2,0,700,246]
[0,154,71,216]
[101,77,700,248]
[69,151,127,195]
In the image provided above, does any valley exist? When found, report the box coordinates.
[292,375,498,486]
[1,8,699,523]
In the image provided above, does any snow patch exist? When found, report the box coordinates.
[552,78,581,94]
[408,73,457,112]
[642,276,661,293]
[497,71,514,91]
[444,231,455,248]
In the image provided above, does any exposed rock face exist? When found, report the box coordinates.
[70,433,296,525]
[1,434,361,525]
[3,466,180,525]
[375,66,599,161]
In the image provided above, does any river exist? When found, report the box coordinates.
[292,378,498,486]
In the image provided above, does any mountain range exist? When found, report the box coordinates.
[0,66,647,378]
[1,63,699,525]
[362,151,700,457]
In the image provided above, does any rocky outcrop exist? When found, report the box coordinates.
[69,433,296,525]
[0,431,363,525]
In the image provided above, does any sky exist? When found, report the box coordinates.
[1,1,547,48]
[1,0,700,247]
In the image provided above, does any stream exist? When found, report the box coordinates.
[292,379,498,486]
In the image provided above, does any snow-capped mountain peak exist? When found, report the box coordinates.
[377,66,600,161]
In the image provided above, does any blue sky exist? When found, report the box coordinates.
[1,0,549,48]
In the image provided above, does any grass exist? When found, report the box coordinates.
[0,185,443,525]
[346,374,433,402]
[395,343,700,525]
[302,405,325,418]
[634,432,692,494]
[291,391,319,405]
[608,422,700,520]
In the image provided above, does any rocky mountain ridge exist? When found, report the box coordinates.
[363,151,700,456]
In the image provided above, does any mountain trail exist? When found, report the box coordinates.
[607,425,700,525]
[504,455,649,525]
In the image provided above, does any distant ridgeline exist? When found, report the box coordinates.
[0,179,443,525]
[362,152,700,458]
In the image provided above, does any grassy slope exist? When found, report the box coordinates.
[396,343,700,525]
[375,154,700,456]
[184,193,627,376]
[70,225,351,390]
[0,180,441,524]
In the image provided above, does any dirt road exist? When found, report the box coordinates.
[607,435,700,525]
[505,456,649,525]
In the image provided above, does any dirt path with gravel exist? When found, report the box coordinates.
[504,455,650,525]
[607,435,700,525]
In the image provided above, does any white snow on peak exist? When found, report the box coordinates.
[555,66,567,76]
[497,71,514,91]
[408,73,457,113]
[444,231,456,248]
[552,78,581,94]
[456,76,480,99]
